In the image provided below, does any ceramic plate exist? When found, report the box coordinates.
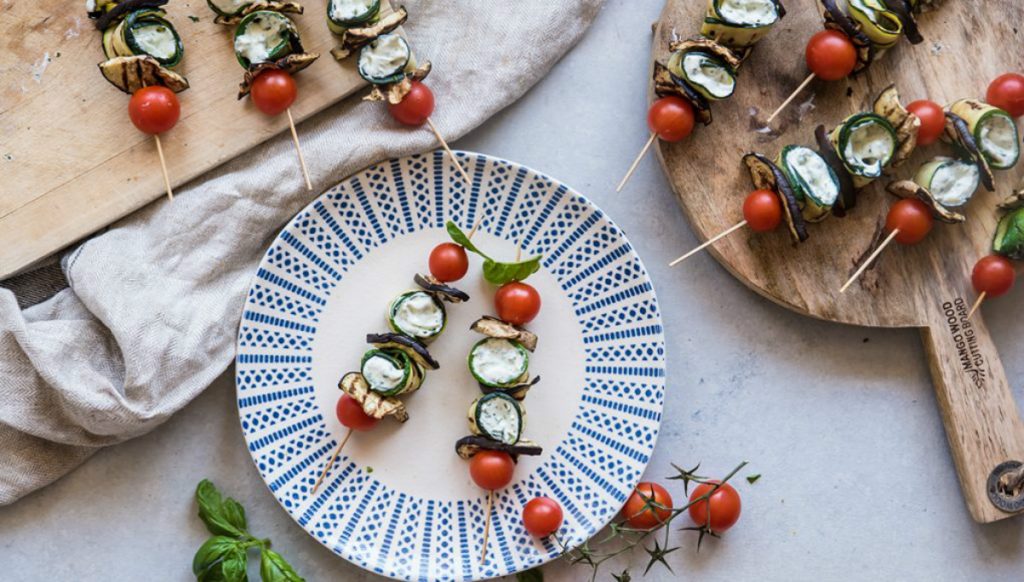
[235,151,666,581]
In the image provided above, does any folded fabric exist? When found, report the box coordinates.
[0,0,603,505]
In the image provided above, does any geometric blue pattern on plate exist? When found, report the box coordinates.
[236,151,666,581]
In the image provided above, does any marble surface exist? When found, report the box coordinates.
[2,1,1023,580]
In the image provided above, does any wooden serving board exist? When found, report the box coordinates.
[654,0,1024,523]
[0,0,396,279]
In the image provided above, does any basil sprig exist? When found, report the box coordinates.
[192,479,304,582]
[446,220,542,285]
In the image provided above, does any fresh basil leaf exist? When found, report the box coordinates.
[260,549,306,582]
[192,536,240,576]
[481,255,542,285]
[222,498,248,532]
[196,480,247,538]
[220,548,249,582]
[516,567,544,582]
[446,221,489,259]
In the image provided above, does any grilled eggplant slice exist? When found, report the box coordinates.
[414,274,470,303]
[998,188,1024,212]
[330,6,407,60]
[360,348,422,397]
[652,62,713,126]
[468,392,525,445]
[881,0,923,44]
[470,316,538,352]
[455,435,542,460]
[98,55,189,93]
[468,338,529,388]
[872,85,920,168]
[213,2,304,25]
[237,52,318,97]
[886,180,966,223]
[777,145,841,223]
[743,153,808,242]
[480,375,541,401]
[943,112,995,192]
[821,0,874,72]
[913,157,979,208]
[91,0,168,30]
[700,0,784,50]
[815,124,857,215]
[387,290,446,342]
[829,113,897,188]
[993,207,1024,260]
[948,99,1020,170]
[339,371,408,422]
[366,332,439,370]
[327,0,380,33]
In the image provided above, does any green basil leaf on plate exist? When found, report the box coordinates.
[260,548,306,582]
[482,255,542,285]
[445,220,489,258]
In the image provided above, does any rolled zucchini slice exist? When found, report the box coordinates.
[994,208,1024,260]
[700,0,782,49]
[913,157,980,208]
[830,113,897,187]
[847,0,903,48]
[468,338,529,388]
[360,348,422,397]
[357,33,411,84]
[667,50,736,101]
[233,10,299,69]
[777,145,840,222]
[949,99,1020,170]
[387,290,446,342]
[208,0,253,18]
[468,392,525,445]
[327,0,380,33]
[124,10,183,67]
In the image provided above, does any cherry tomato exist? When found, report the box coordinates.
[972,255,1016,298]
[621,482,673,530]
[128,86,180,135]
[336,394,378,431]
[469,451,515,490]
[885,199,934,245]
[647,97,695,142]
[907,100,945,146]
[387,81,436,126]
[987,73,1024,118]
[742,189,783,232]
[688,481,741,534]
[495,281,541,325]
[522,497,563,537]
[250,69,297,116]
[428,242,469,282]
[805,30,857,81]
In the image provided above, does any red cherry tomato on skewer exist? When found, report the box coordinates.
[805,30,858,81]
[987,73,1024,118]
[522,497,563,537]
[250,69,297,116]
[648,96,695,142]
[688,481,741,534]
[495,281,541,325]
[972,255,1016,298]
[742,189,783,232]
[429,242,469,282]
[128,86,180,134]
[336,394,378,431]
[886,199,934,245]
[621,482,673,530]
[907,100,945,146]
[469,450,515,490]
[388,81,436,126]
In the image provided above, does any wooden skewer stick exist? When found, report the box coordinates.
[467,214,484,239]
[616,133,658,193]
[286,108,313,192]
[311,428,354,494]
[967,291,987,319]
[426,117,472,187]
[840,229,900,293]
[669,220,748,266]
[153,134,174,201]
[766,73,816,124]
[480,490,494,563]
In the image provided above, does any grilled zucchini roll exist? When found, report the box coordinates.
[207,0,252,18]
[913,157,980,208]
[468,338,529,388]
[777,145,840,222]
[667,50,736,100]
[830,113,897,187]
[327,0,380,33]
[103,9,184,67]
[949,100,1020,170]
[994,208,1024,260]
[233,10,300,68]
[700,0,783,49]
[847,0,903,48]
[387,291,446,342]
[468,393,525,445]
[360,348,423,397]
[357,33,412,84]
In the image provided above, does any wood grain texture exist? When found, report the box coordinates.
[0,0,396,278]
[653,0,1024,523]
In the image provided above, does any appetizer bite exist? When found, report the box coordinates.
[88,0,190,200]
[208,0,318,190]
[617,0,786,192]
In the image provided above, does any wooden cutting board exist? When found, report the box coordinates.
[654,0,1024,523]
[0,0,396,279]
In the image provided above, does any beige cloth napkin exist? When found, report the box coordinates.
[0,0,603,504]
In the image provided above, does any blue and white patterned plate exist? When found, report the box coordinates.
[236,151,666,581]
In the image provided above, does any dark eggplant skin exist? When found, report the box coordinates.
[455,435,543,460]
[653,62,713,126]
[944,112,995,192]
[91,0,169,30]
[886,180,966,224]
[414,274,470,303]
[480,375,541,400]
[815,124,857,216]
[882,0,923,44]
[820,0,875,72]
[366,332,440,370]
[743,153,809,243]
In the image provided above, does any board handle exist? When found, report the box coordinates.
[921,297,1024,523]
